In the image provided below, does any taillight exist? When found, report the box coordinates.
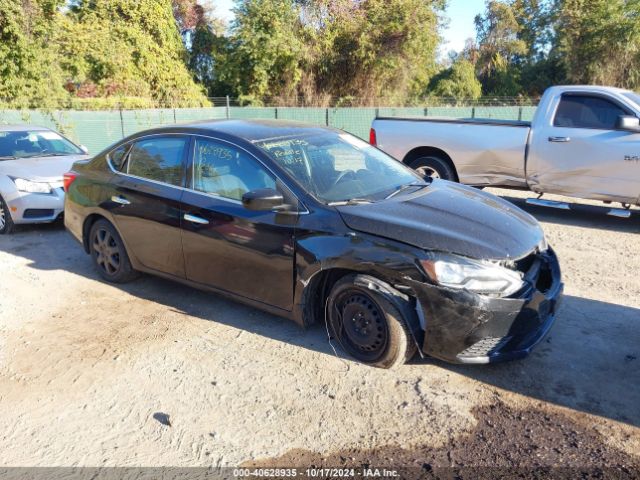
[369,128,377,146]
[63,172,77,193]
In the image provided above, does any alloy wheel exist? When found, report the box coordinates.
[0,202,5,231]
[92,228,121,275]
[416,166,441,179]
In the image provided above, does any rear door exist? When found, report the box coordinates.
[109,135,190,277]
[180,136,296,310]
[528,93,640,203]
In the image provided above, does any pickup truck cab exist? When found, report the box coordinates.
[371,85,640,211]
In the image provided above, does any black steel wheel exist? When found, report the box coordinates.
[328,274,416,369]
[89,219,138,283]
[0,195,14,235]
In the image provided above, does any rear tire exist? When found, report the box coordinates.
[0,195,14,235]
[327,274,417,369]
[89,219,138,283]
[410,155,456,181]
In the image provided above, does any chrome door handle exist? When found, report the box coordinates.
[183,213,209,225]
[548,136,571,143]
[111,195,131,205]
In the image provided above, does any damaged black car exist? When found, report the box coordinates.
[64,120,563,368]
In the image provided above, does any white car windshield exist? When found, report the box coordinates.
[0,130,83,160]
[255,131,425,204]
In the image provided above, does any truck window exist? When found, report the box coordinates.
[554,95,628,130]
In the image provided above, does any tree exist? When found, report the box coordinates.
[56,0,208,106]
[299,0,446,104]
[0,0,68,107]
[553,0,640,89]
[474,0,527,96]
[215,0,306,102]
[430,59,483,100]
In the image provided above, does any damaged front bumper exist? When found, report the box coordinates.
[409,248,563,364]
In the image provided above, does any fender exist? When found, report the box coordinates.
[292,230,428,352]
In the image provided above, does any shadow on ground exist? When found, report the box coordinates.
[1,223,639,430]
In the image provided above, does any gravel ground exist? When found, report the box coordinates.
[0,188,638,472]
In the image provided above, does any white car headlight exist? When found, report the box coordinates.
[421,253,525,297]
[13,178,52,194]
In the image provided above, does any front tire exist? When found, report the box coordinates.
[410,155,456,181]
[327,274,417,369]
[89,219,138,283]
[0,195,14,235]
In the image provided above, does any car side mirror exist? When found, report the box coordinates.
[242,188,285,211]
[79,145,89,154]
[616,115,640,133]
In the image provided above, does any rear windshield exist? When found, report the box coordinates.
[0,130,82,160]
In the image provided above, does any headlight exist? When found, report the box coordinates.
[421,253,525,297]
[13,178,52,194]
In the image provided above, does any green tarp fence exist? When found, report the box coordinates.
[0,106,537,155]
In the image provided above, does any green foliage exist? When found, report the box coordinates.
[430,59,483,100]
[3,0,640,108]
[295,0,445,104]
[553,0,640,89]
[474,0,527,95]
[0,0,68,107]
[57,0,208,107]
[213,0,305,101]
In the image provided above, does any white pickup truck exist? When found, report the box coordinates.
[371,85,640,216]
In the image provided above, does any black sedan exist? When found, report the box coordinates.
[64,120,563,368]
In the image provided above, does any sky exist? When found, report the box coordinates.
[212,0,485,55]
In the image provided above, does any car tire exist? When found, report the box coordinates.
[0,195,14,235]
[89,219,139,283]
[327,274,417,369]
[410,155,456,181]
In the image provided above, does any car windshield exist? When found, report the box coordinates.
[255,131,425,204]
[0,130,83,160]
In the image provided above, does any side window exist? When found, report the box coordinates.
[192,138,276,201]
[108,144,130,171]
[554,95,627,130]
[127,137,188,186]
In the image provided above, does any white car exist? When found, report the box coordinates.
[0,125,90,234]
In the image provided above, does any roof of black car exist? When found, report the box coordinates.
[148,119,338,143]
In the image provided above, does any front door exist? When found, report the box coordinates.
[528,93,640,203]
[180,137,296,310]
[109,135,190,277]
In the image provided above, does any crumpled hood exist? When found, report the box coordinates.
[336,180,544,260]
[0,155,89,182]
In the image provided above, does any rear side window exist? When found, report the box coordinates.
[108,144,130,171]
[554,95,628,130]
[127,137,188,186]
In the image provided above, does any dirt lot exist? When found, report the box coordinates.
[0,188,639,472]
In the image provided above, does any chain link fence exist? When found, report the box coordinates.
[0,97,539,154]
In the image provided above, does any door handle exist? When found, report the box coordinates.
[111,195,131,205]
[183,213,209,225]
[548,136,571,143]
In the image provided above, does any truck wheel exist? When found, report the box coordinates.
[89,219,139,283]
[327,274,417,369]
[0,195,14,235]
[410,156,456,181]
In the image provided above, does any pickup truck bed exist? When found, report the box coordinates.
[374,116,533,188]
